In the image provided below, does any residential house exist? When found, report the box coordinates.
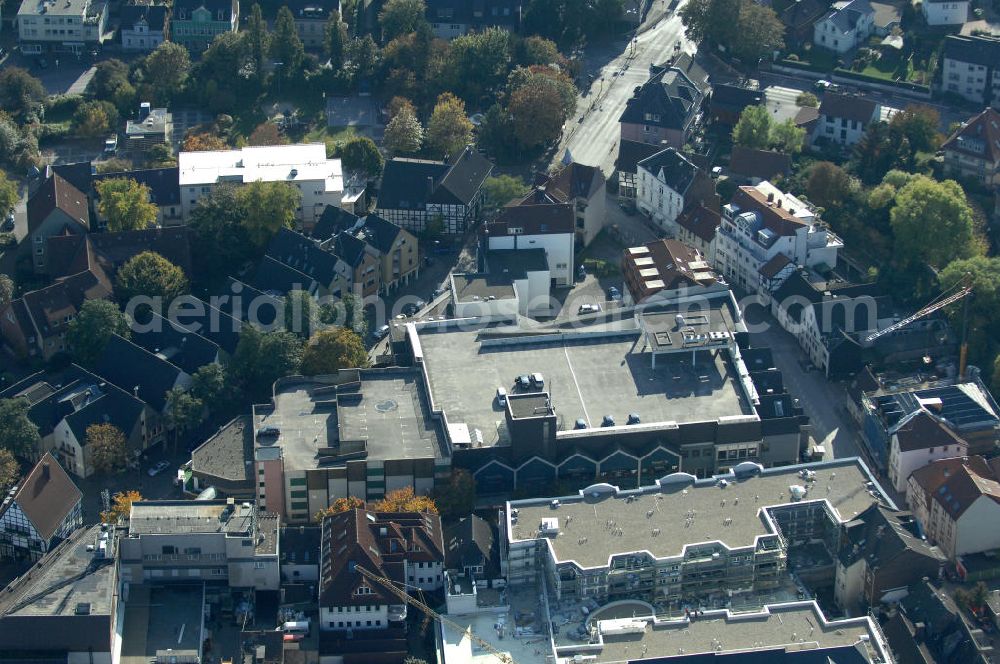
[483,195,575,286]
[26,173,90,273]
[45,226,193,280]
[95,334,192,414]
[376,147,493,235]
[0,365,162,472]
[813,92,881,147]
[124,104,172,156]
[635,147,717,235]
[170,0,239,52]
[319,508,444,632]
[536,161,607,248]
[833,504,945,616]
[942,107,1000,189]
[118,500,279,589]
[0,454,82,561]
[940,35,1000,109]
[888,409,969,495]
[281,525,321,583]
[320,230,381,298]
[728,146,792,184]
[780,0,831,48]
[621,239,721,305]
[619,62,706,150]
[713,181,842,294]
[923,0,968,25]
[17,0,109,55]
[263,227,353,298]
[708,81,763,128]
[280,0,340,49]
[813,0,875,54]
[0,266,111,360]
[178,143,343,225]
[314,208,421,293]
[907,455,1000,560]
[443,514,499,582]
[615,139,663,208]
[119,3,168,51]
[676,205,720,262]
[425,0,521,39]
[131,311,222,375]
[859,374,1000,470]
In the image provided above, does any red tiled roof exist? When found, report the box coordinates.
[729,147,792,182]
[27,174,89,234]
[731,186,810,237]
[4,453,81,541]
[676,205,720,243]
[758,253,793,279]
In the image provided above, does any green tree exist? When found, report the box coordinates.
[0,169,18,217]
[284,290,321,337]
[86,423,127,474]
[115,251,189,303]
[231,327,304,399]
[146,143,176,167]
[95,177,158,232]
[379,0,427,40]
[164,388,203,448]
[433,468,476,519]
[507,68,576,150]
[347,35,380,78]
[383,103,423,155]
[516,35,561,66]
[325,10,349,68]
[0,111,40,170]
[301,327,369,374]
[733,1,784,62]
[188,185,255,282]
[680,0,742,46]
[426,92,473,159]
[0,274,14,308]
[237,181,301,246]
[891,176,980,269]
[770,118,805,154]
[143,42,192,104]
[67,299,130,367]
[940,256,1000,374]
[805,162,855,210]
[795,92,819,107]
[73,100,120,138]
[732,105,771,149]
[335,136,384,177]
[0,449,19,492]
[271,6,306,80]
[0,398,39,458]
[476,103,517,162]
[246,3,271,80]
[86,59,135,113]
[483,174,529,211]
[195,32,253,114]
[191,364,231,406]
[889,105,941,154]
[443,27,513,103]
[0,67,46,120]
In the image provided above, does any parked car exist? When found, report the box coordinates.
[432,286,447,298]
[257,425,280,438]
[601,415,615,427]
[2,211,14,231]
[372,324,390,340]
[574,419,587,429]
[814,79,832,91]
[627,413,641,425]
[607,286,622,301]
[147,460,170,477]
[496,387,507,405]
[578,303,601,314]
[516,375,532,390]
[402,303,419,316]
[531,373,544,388]
[577,265,587,281]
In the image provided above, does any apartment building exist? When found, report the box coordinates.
[502,459,889,605]
[887,409,969,495]
[635,147,716,236]
[178,144,343,224]
[621,238,721,305]
[713,181,842,294]
[483,197,575,286]
[17,0,108,55]
[118,499,279,589]
[170,0,239,52]
[942,107,1000,189]
[813,92,881,148]
[923,0,969,24]
[940,35,1000,109]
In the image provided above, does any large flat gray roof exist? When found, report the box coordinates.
[575,602,887,663]
[452,273,516,303]
[418,328,753,446]
[129,501,254,536]
[509,459,885,569]
[0,526,115,618]
[337,372,448,461]
[256,383,334,472]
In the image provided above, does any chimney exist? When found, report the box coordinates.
[776,199,782,208]
[139,102,151,121]
[767,192,774,203]
[41,462,50,481]
[426,176,434,198]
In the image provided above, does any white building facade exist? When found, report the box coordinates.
[923,0,968,25]
[17,0,109,54]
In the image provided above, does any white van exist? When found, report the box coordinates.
[282,621,310,634]
[496,387,507,405]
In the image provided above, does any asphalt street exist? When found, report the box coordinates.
[553,3,695,174]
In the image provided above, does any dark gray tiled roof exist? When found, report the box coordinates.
[95,334,183,411]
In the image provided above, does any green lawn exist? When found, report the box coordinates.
[297,124,359,152]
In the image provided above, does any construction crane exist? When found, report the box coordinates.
[355,566,516,664]
[864,277,973,378]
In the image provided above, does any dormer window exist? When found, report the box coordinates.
[354,584,373,596]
